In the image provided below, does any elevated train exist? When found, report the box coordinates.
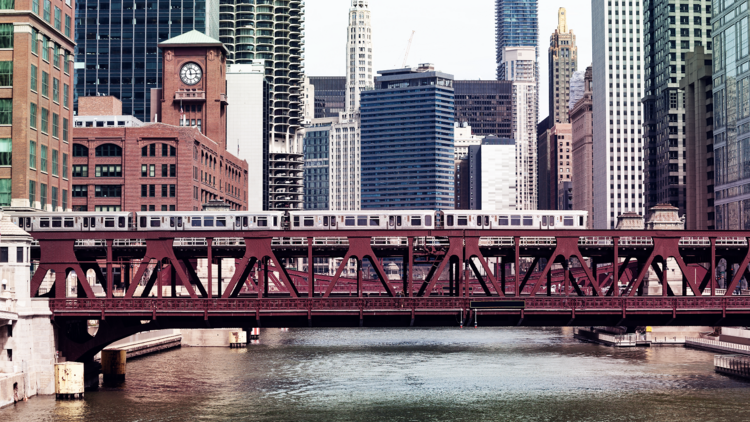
[7,210,588,232]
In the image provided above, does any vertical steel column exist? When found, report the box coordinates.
[612,237,619,296]
[563,260,570,296]
[106,240,113,299]
[207,238,213,299]
[308,237,314,298]
[710,237,716,296]
[157,263,162,298]
[170,264,176,298]
[662,257,668,296]
[357,259,363,298]
[407,237,414,297]
[500,258,506,295]
[449,260,454,296]
[217,258,222,297]
[514,236,520,297]
[263,257,269,298]
[124,262,130,295]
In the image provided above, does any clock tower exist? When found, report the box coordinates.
[157,31,228,150]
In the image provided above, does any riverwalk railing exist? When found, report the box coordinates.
[715,354,750,378]
[685,337,750,355]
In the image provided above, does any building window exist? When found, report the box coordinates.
[51,186,57,209]
[72,144,87,157]
[63,117,68,142]
[149,143,155,156]
[72,165,88,177]
[29,141,36,169]
[29,180,35,206]
[0,24,12,49]
[0,247,6,262]
[95,165,122,177]
[40,183,46,208]
[0,179,9,206]
[149,164,155,177]
[95,205,121,212]
[95,144,122,157]
[0,138,10,166]
[40,145,47,172]
[63,83,69,107]
[54,6,61,31]
[53,77,59,103]
[41,36,48,61]
[64,15,70,38]
[29,103,37,129]
[32,0,38,14]
[0,0,14,9]
[169,184,175,197]
[149,184,155,197]
[162,143,168,156]
[141,146,147,157]
[0,61,11,86]
[149,205,155,211]
[95,185,122,198]
[53,44,59,68]
[43,0,50,23]
[30,64,37,91]
[141,164,147,177]
[51,149,58,176]
[31,28,37,54]
[170,164,176,177]
[0,99,11,125]
[72,185,86,197]
[41,71,48,96]
[140,184,147,197]
[161,164,168,177]
[161,205,168,211]
[62,189,67,210]
[62,153,67,178]
[41,108,48,133]
[170,146,176,156]
[161,184,167,197]
[52,112,58,138]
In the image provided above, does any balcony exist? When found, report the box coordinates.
[175,91,206,101]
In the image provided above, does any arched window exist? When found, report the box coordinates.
[72,144,88,157]
[96,143,122,157]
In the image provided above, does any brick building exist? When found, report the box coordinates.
[71,32,248,212]
[1,0,76,211]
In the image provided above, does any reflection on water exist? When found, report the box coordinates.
[2,327,749,422]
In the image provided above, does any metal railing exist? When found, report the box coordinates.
[686,337,750,354]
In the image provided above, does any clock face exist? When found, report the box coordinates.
[180,62,202,85]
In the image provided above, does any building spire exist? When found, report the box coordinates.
[558,8,568,33]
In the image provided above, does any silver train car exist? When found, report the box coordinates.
[288,211,436,230]
[134,212,285,231]
[442,210,587,229]
[10,212,132,231]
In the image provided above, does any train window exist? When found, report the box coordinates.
[273,216,278,227]
[357,216,367,226]
[484,216,489,226]
[25,218,31,228]
[389,216,395,226]
[293,216,300,227]
[412,216,422,226]
[90,217,96,228]
[396,216,402,226]
[579,216,584,226]
[216,218,226,227]
[370,217,379,226]
[150,218,160,228]
[191,218,201,227]
[236,217,241,227]
[499,216,509,226]
[40,218,50,228]
[345,217,355,226]
[104,218,115,228]
[258,217,268,227]
[204,217,214,227]
[83,218,89,228]
[140,217,147,228]
[303,217,315,227]
[523,216,533,226]
[170,217,176,228]
[52,217,62,228]
[64,218,74,228]
[243,217,249,227]
[457,216,468,226]
[118,217,125,228]
[329,216,335,227]
[323,216,329,226]
[548,216,554,226]
[447,215,454,226]
[177,217,183,228]
[564,217,574,226]
[542,216,548,226]
[426,215,433,226]
[511,216,521,226]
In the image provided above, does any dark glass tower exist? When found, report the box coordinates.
[309,76,346,119]
[495,0,538,80]
[74,0,219,122]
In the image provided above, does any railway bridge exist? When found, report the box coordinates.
[24,228,750,361]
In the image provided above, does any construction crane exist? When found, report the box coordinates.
[400,30,415,68]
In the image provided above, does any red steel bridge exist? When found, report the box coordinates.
[24,228,750,360]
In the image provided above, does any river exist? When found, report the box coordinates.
[2,327,749,421]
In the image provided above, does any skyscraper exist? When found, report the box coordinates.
[218,0,306,210]
[74,0,219,122]
[309,76,346,119]
[361,65,455,210]
[548,8,577,124]
[642,0,713,216]
[345,0,373,112]
[712,1,749,230]
[571,66,594,228]
[496,0,538,210]
[453,80,514,139]
[591,0,645,229]
[2,0,75,211]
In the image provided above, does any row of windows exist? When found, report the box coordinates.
[30,103,69,141]
[73,143,123,157]
[72,184,122,198]
[28,141,67,178]
[140,184,175,198]
[30,65,70,107]
[28,180,67,210]
[141,164,177,178]
[142,143,176,157]
[70,165,122,177]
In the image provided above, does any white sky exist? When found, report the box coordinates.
[305,0,593,124]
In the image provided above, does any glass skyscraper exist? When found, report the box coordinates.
[712,0,750,229]
[360,66,455,210]
[303,124,331,210]
[74,0,219,122]
[495,0,538,80]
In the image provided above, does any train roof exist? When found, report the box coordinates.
[289,210,435,216]
[134,211,285,216]
[443,210,588,216]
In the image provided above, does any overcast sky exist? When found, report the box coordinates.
[306,0,593,124]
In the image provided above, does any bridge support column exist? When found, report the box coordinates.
[101,350,126,383]
[612,237,619,296]
[207,238,213,299]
